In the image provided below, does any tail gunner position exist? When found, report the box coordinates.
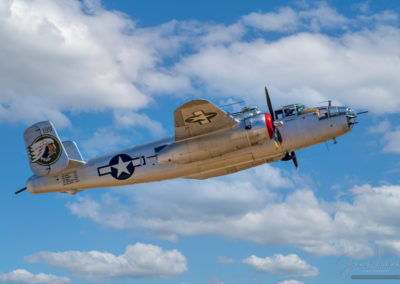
[16,87,366,195]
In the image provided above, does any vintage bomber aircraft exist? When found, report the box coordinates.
[16,87,365,195]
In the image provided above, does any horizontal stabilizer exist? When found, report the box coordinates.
[63,141,84,161]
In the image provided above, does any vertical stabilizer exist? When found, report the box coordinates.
[24,121,69,176]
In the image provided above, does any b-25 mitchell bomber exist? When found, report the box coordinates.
[16,87,366,195]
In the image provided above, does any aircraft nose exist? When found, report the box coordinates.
[346,107,355,115]
[346,107,357,128]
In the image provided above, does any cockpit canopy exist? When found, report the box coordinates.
[275,104,308,119]
[230,103,351,121]
[274,104,350,120]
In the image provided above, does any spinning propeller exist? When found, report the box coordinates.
[264,87,283,147]
[264,86,298,169]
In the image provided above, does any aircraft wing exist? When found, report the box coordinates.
[174,99,238,142]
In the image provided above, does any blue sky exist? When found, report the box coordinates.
[1,0,400,283]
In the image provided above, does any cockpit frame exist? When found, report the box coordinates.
[274,104,307,119]
[274,104,351,120]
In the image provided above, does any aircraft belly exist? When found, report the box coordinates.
[185,153,284,180]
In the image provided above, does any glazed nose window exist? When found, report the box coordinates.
[329,107,339,117]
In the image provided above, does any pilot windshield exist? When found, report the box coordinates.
[275,104,308,119]
[283,105,297,117]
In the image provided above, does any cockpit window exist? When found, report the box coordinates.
[318,107,329,119]
[318,106,348,120]
[274,104,308,119]
[329,107,339,117]
[329,106,348,117]
[275,109,284,119]
[338,107,347,115]
[283,105,297,117]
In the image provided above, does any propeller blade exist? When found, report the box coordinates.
[15,187,27,195]
[265,86,283,147]
[265,86,275,121]
[272,131,279,148]
[291,151,298,169]
[276,129,283,144]
[271,129,283,148]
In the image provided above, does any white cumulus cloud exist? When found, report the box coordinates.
[369,119,391,134]
[382,127,400,153]
[113,110,166,136]
[24,243,187,281]
[278,280,305,284]
[0,0,162,126]
[172,26,400,114]
[0,269,70,284]
[243,254,319,278]
[217,255,234,264]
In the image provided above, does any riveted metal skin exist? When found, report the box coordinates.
[25,101,357,194]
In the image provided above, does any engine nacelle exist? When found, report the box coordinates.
[158,113,273,164]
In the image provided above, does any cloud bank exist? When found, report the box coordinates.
[68,165,400,259]
[0,0,399,127]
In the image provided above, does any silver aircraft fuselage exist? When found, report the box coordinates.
[26,104,356,194]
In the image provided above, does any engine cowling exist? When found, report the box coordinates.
[158,113,275,164]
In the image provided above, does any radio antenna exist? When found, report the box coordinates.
[219,101,245,108]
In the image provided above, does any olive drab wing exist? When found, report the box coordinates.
[174,99,238,142]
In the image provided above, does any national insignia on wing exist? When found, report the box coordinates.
[185,110,217,125]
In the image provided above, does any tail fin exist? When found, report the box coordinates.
[24,121,69,176]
